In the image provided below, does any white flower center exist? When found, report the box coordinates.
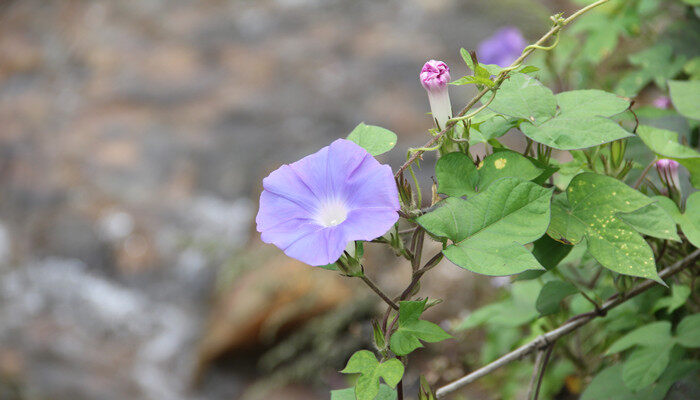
[315,198,348,227]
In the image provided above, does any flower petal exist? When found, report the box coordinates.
[341,207,399,241]
[256,190,313,232]
[344,160,399,210]
[284,227,348,266]
[262,164,319,213]
[260,218,322,251]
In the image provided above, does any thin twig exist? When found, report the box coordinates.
[525,349,546,400]
[633,158,657,189]
[435,249,700,398]
[360,274,399,310]
[533,342,556,400]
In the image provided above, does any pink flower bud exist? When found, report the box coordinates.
[653,96,672,109]
[420,60,453,130]
[655,159,680,190]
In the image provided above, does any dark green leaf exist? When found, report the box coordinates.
[536,280,578,315]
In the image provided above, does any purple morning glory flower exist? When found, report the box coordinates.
[477,27,527,68]
[256,139,400,266]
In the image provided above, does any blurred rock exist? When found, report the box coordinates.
[195,248,353,376]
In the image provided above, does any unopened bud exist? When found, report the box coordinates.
[420,60,453,130]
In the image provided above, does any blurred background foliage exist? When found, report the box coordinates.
[0,0,697,399]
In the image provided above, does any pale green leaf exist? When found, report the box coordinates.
[606,321,672,354]
[347,123,397,156]
[331,386,397,400]
[418,178,552,276]
[341,350,404,400]
[676,313,700,348]
[653,284,691,314]
[546,173,661,282]
[622,343,673,390]
[637,125,700,188]
[619,201,681,241]
[556,89,630,117]
[669,80,700,120]
[681,192,700,247]
[488,73,556,125]
[583,360,700,400]
[520,115,632,150]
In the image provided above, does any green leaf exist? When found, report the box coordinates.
[582,364,637,400]
[435,152,478,197]
[460,48,474,71]
[669,80,700,120]
[619,201,681,242]
[515,234,573,281]
[341,350,404,400]
[389,300,451,356]
[546,173,661,282]
[536,280,578,315]
[331,385,397,400]
[606,321,672,354]
[469,114,518,144]
[520,115,632,150]
[418,178,552,276]
[637,125,700,188]
[488,73,556,125]
[676,313,700,348]
[476,150,544,190]
[583,360,700,400]
[555,89,630,117]
[347,123,397,156]
[680,192,700,247]
[456,281,540,330]
[451,75,495,88]
[622,343,673,390]
[519,66,540,74]
[653,284,691,314]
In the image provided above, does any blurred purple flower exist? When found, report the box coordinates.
[256,139,399,266]
[653,96,672,109]
[477,27,527,68]
[420,60,452,129]
[656,159,680,189]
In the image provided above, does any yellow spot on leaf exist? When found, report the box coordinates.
[494,158,507,169]
[477,161,484,170]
